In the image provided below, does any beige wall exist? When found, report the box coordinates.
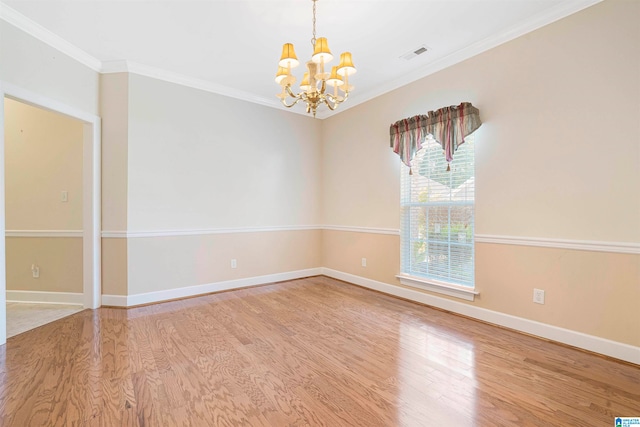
[4,98,83,230]
[99,73,129,295]
[127,230,321,295]
[4,98,84,294]
[323,1,639,241]
[5,237,82,293]
[322,232,639,346]
[476,243,639,346]
[127,74,322,231]
[321,0,640,346]
[0,20,99,115]
[98,73,323,295]
[322,230,399,285]
[102,238,128,296]
[100,73,128,232]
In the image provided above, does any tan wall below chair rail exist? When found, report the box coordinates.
[5,237,83,294]
[321,229,640,348]
[124,229,322,296]
[4,97,85,296]
[101,238,128,296]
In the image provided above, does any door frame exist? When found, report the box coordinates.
[0,81,101,345]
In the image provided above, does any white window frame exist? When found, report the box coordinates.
[399,135,478,301]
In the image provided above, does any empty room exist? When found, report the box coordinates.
[0,0,638,426]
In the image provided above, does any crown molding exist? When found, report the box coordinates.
[0,2,102,71]
[100,60,313,117]
[1,0,602,120]
[323,0,603,119]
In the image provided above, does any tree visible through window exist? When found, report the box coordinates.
[400,134,475,287]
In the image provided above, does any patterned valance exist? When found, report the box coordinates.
[390,102,482,171]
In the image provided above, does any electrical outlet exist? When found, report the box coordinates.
[31,264,40,278]
[533,288,545,304]
[231,259,237,269]
[361,258,367,267]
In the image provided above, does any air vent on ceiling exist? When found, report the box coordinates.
[400,45,429,61]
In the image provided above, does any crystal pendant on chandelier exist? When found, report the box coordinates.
[275,0,357,117]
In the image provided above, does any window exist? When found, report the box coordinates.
[400,134,475,288]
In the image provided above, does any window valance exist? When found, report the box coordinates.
[389,102,482,171]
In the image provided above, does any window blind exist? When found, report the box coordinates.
[400,135,475,287]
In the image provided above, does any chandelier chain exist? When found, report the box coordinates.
[311,0,317,47]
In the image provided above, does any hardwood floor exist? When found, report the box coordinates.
[0,276,637,426]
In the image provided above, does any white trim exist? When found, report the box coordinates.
[397,274,478,301]
[102,268,322,307]
[6,290,84,305]
[102,225,319,239]
[321,268,640,365]
[0,3,102,71]
[0,82,7,345]
[101,225,399,238]
[101,231,128,238]
[3,83,100,124]
[476,234,640,255]
[101,227,638,255]
[322,225,400,236]
[6,230,83,238]
[83,119,102,310]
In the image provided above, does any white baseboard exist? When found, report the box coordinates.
[101,294,128,307]
[6,290,84,305]
[321,268,640,365]
[101,268,323,308]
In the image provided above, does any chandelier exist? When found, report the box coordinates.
[275,0,357,117]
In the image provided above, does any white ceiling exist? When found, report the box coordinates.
[1,0,599,118]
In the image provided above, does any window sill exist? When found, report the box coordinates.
[396,274,479,301]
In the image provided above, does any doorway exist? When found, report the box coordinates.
[4,98,85,337]
[0,81,101,345]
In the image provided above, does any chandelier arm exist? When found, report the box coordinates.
[324,90,348,107]
[285,84,303,99]
[322,97,338,111]
[281,97,303,108]
[324,92,339,104]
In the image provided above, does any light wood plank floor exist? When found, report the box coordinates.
[6,302,84,338]
[0,276,638,426]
